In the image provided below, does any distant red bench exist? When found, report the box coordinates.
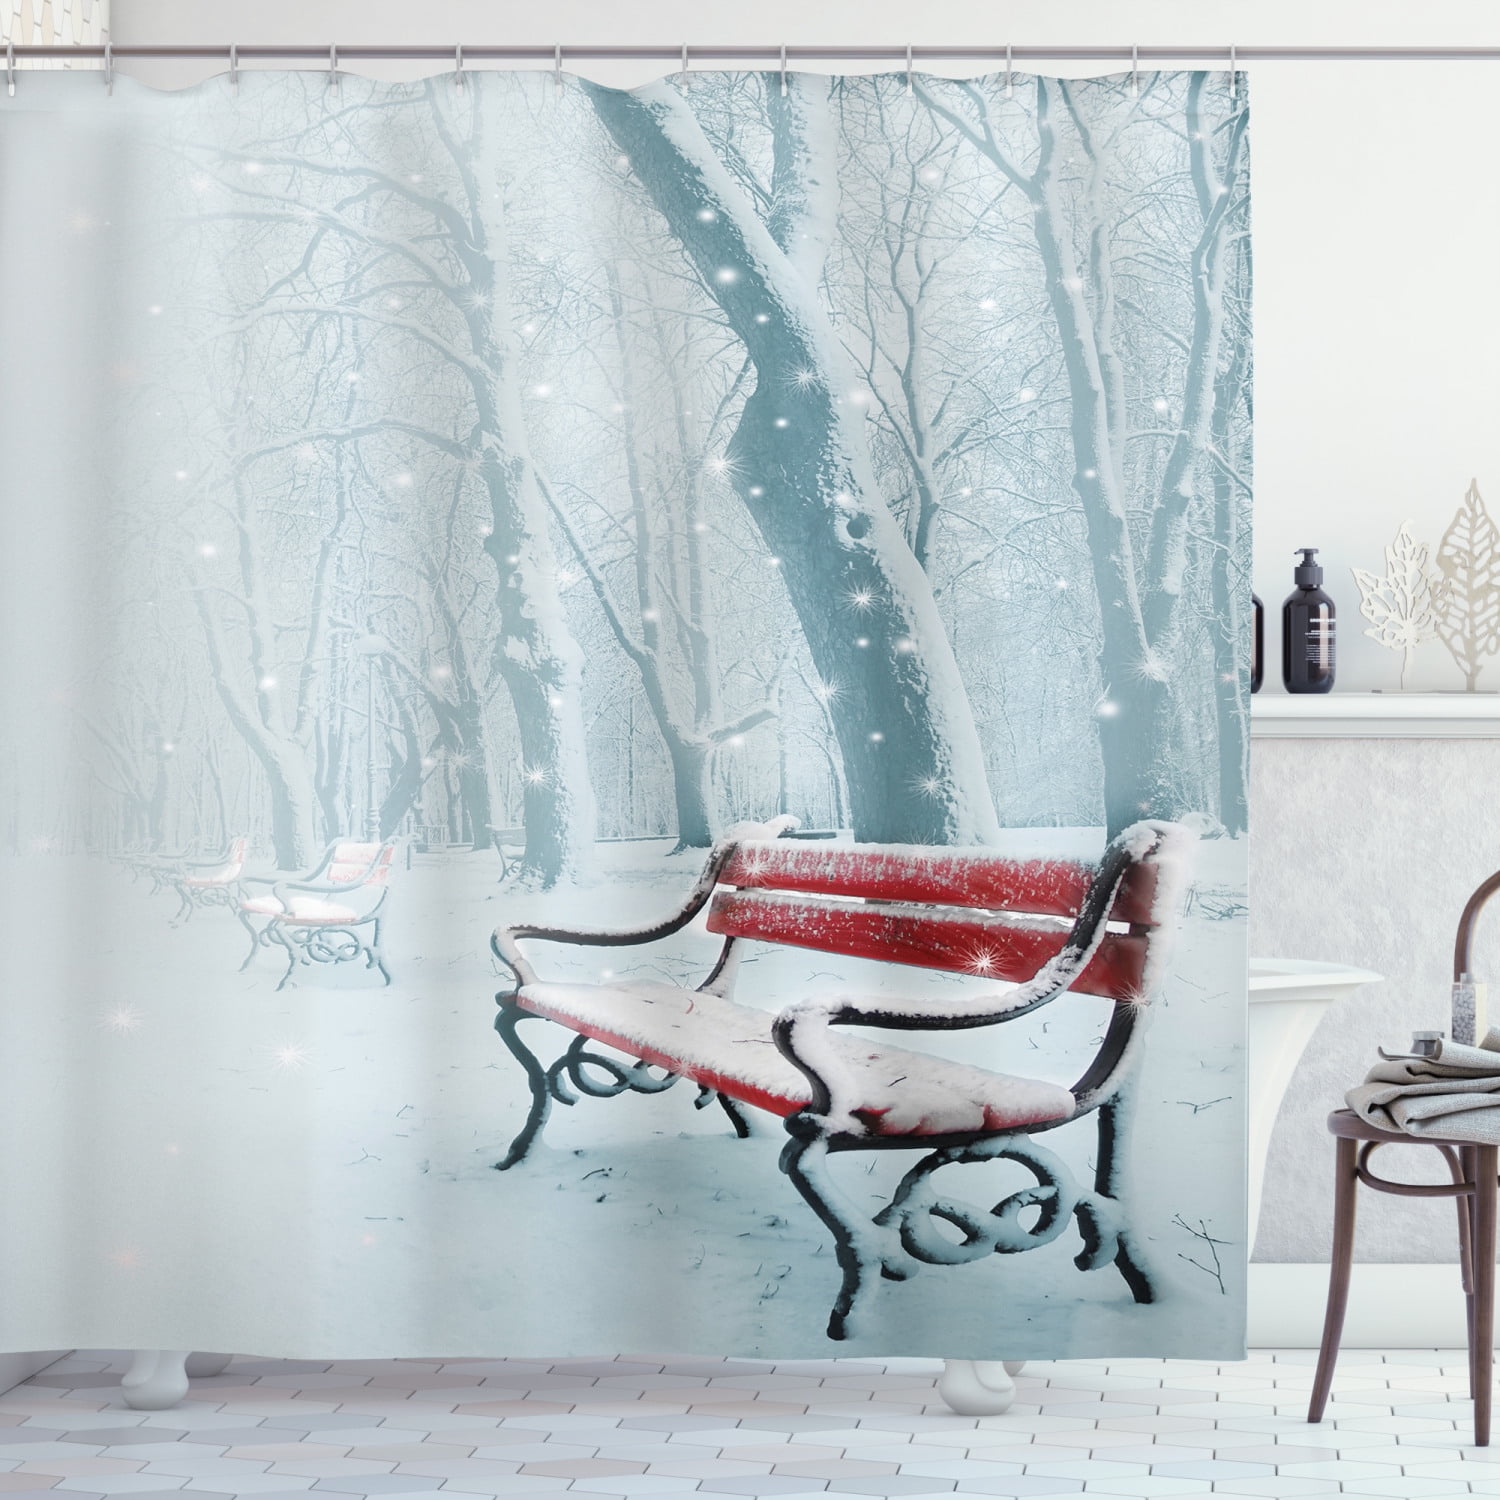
[492,820,1194,1340]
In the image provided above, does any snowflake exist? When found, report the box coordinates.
[101,1006,142,1034]
[1128,649,1170,683]
[271,1043,311,1072]
[847,587,876,612]
[966,943,1001,976]
[912,774,944,799]
[521,764,550,786]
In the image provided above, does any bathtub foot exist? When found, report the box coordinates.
[1004,1360,1026,1375]
[121,1350,190,1410]
[184,1353,234,1378]
[937,1358,1016,1415]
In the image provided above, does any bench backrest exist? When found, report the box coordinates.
[705,840,1162,1002]
[327,841,386,883]
[223,836,248,879]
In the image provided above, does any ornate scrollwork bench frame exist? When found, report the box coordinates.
[491,821,1192,1340]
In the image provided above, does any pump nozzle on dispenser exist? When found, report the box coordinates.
[1293,548,1324,588]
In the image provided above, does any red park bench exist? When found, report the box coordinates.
[491,819,1194,1340]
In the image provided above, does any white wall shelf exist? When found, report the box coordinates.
[1252,692,1500,738]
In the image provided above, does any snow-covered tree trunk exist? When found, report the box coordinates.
[1209,325,1251,835]
[441,88,597,884]
[587,79,1000,845]
[193,584,321,868]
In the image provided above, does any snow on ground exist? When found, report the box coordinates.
[0,832,1246,1362]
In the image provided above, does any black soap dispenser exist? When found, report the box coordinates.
[1251,593,1264,693]
[1282,548,1336,694]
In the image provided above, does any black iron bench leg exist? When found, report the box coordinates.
[717,1093,752,1139]
[236,907,262,971]
[493,999,553,1171]
[1095,1097,1154,1303]
[780,1127,867,1341]
[368,918,392,986]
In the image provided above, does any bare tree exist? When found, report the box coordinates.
[920,71,1248,832]
[586,77,1001,846]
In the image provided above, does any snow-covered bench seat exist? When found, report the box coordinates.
[491,820,1194,1340]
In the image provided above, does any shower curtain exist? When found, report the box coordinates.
[0,64,1251,1360]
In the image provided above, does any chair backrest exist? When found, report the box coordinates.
[705,838,1166,1002]
[224,836,248,879]
[327,841,384,883]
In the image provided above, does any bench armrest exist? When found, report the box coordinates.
[492,842,736,988]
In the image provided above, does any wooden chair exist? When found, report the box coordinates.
[1310,1110,1496,1445]
[491,819,1195,1341]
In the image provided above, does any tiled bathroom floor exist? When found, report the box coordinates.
[0,1350,1497,1498]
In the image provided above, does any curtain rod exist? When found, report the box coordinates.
[6,43,1500,64]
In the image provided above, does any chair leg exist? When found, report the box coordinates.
[1309,1135,1359,1424]
[1454,1145,1479,1399]
[1474,1144,1497,1447]
[493,1001,553,1170]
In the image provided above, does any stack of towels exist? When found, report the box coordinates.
[1348,1030,1500,1142]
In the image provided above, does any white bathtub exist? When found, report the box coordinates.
[1247,957,1383,1245]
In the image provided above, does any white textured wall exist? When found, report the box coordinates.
[1251,738,1500,1262]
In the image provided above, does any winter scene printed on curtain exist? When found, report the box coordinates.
[0,64,1250,1360]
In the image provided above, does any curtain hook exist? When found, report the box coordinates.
[1130,42,1139,98]
[905,43,914,96]
[779,43,787,97]
[455,42,464,89]
[229,43,238,96]
[554,43,562,94]
[1005,42,1013,98]
[1229,42,1237,102]
[103,41,112,95]
[681,42,689,83]
[328,43,340,93]
[6,38,14,97]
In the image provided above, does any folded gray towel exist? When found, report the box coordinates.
[1346,1028,1500,1143]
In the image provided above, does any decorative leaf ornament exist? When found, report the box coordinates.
[1434,479,1500,691]
[1351,523,1445,689]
